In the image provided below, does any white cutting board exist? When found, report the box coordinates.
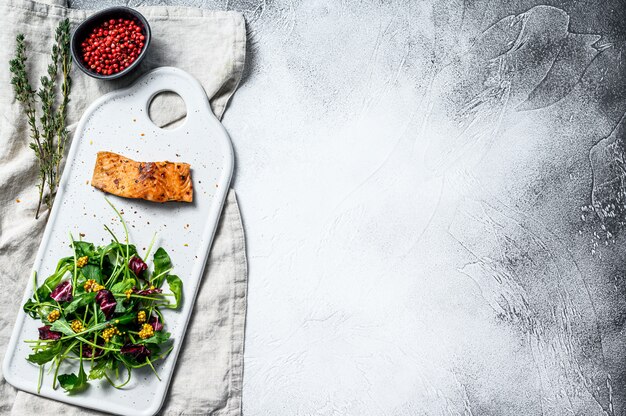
[2,67,234,416]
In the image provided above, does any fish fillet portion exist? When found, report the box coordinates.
[91,151,193,202]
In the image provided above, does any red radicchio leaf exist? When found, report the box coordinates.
[134,287,163,296]
[129,256,148,278]
[50,281,73,302]
[82,343,104,358]
[38,325,62,340]
[95,289,117,320]
[120,343,151,362]
[149,315,163,331]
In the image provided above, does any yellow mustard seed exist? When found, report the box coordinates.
[47,309,60,323]
[84,279,105,293]
[76,256,88,268]
[70,320,84,333]
[138,323,154,339]
[84,279,96,292]
[125,289,133,300]
[101,326,121,343]
[137,310,147,324]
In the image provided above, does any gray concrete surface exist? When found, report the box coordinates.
[70,1,626,414]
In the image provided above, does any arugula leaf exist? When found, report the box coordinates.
[96,309,107,323]
[88,357,114,380]
[111,278,135,294]
[49,317,75,336]
[35,267,68,300]
[23,298,40,318]
[58,363,88,393]
[152,248,172,287]
[88,364,106,380]
[114,297,128,313]
[64,292,97,315]
[164,274,182,309]
[139,331,171,345]
[27,341,63,365]
[58,311,136,341]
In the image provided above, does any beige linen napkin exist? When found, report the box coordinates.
[0,0,248,414]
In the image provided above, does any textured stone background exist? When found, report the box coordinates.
[71,1,626,415]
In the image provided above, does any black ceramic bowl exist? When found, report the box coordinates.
[71,7,151,80]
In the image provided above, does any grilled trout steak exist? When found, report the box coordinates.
[91,151,193,202]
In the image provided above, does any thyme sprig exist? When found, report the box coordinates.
[55,20,73,188]
[9,19,72,219]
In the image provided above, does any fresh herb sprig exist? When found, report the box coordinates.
[9,19,72,219]
[23,199,183,393]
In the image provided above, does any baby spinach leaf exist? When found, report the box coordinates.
[53,257,74,273]
[164,274,182,309]
[152,248,172,287]
[58,363,88,393]
[72,241,96,258]
[108,243,138,259]
[64,292,97,315]
[81,264,104,283]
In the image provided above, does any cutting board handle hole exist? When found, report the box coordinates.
[148,91,187,130]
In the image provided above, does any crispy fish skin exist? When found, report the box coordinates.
[91,151,193,202]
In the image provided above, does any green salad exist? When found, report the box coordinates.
[23,199,183,393]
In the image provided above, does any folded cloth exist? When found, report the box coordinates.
[0,0,248,414]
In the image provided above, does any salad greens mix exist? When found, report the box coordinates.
[23,199,183,393]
